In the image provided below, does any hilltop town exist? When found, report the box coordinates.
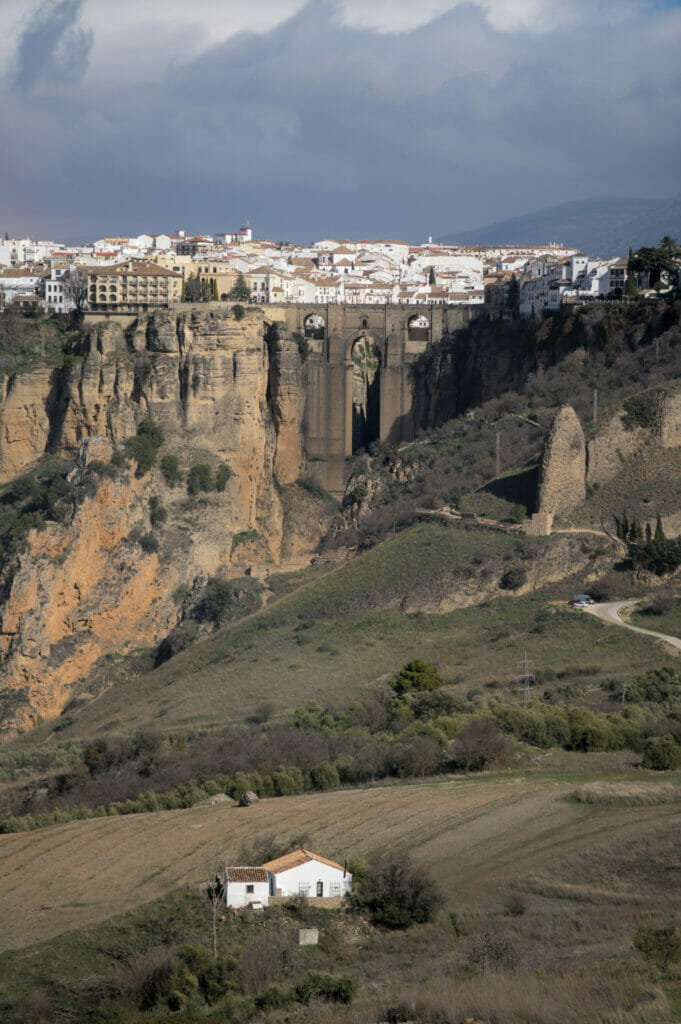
[0,224,656,317]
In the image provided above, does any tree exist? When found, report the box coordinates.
[428,266,436,286]
[390,659,444,695]
[655,514,666,541]
[63,267,88,313]
[451,718,512,772]
[353,850,442,929]
[629,515,643,543]
[629,236,681,290]
[228,274,251,302]
[204,872,225,961]
[645,521,653,542]
[183,273,202,302]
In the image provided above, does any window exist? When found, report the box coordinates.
[246,884,254,894]
[316,881,323,897]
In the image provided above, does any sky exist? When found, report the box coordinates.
[0,0,680,243]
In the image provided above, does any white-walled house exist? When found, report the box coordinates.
[264,848,352,899]
[224,867,270,909]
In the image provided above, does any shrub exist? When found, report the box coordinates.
[622,391,660,431]
[309,761,340,791]
[149,496,167,528]
[451,718,512,771]
[634,924,681,971]
[641,735,681,770]
[630,537,681,575]
[187,463,213,495]
[390,660,444,696]
[352,481,369,503]
[292,330,309,363]
[139,532,159,554]
[160,453,183,486]
[195,579,233,623]
[354,850,442,929]
[214,463,232,492]
[232,304,245,321]
[231,529,259,553]
[499,567,526,590]
[124,418,164,477]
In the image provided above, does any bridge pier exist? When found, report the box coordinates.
[266,302,480,496]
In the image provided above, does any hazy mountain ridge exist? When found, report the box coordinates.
[440,194,681,255]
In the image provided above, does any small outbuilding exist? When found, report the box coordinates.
[264,848,352,899]
[224,867,269,909]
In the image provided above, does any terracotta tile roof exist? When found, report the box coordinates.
[263,848,344,873]
[225,867,268,883]
[88,260,181,278]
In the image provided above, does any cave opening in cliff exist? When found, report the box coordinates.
[351,335,381,452]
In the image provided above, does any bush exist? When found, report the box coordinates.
[451,718,512,771]
[187,463,213,495]
[160,453,183,486]
[139,532,159,554]
[641,735,681,770]
[149,496,167,528]
[634,924,681,971]
[195,578,233,623]
[499,567,526,590]
[214,463,232,492]
[390,660,444,696]
[309,761,340,791]
[354,850,442,929]
[630,537,681,575]
[124,418,164,477]
[232,304,245,321]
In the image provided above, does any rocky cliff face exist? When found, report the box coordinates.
[536,405,586,517]
[0,309,323,736]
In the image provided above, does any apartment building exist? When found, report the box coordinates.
[87,260,181,312]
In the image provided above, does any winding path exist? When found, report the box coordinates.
[583,600,681,651]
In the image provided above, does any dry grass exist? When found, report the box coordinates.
[3,773,681,957]
[571,781,681,806]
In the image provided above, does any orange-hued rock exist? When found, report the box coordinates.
[0,309,329,736]
[0,471,169,737]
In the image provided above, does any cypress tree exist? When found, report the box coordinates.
[655,514,666,541]
[621,509,630,539]
[629,516,643,543]
[645,521,653,542]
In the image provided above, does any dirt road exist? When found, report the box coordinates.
[583,600,681,651]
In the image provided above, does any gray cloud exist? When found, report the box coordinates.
[1,1,680,242]
[13,0,93,90]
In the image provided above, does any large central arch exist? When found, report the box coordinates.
[349,334,382,452]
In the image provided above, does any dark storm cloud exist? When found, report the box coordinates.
[13,0,93,90]
[2,1,680,240]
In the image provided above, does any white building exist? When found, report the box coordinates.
[224,867,270,909]
[43,265,76,313]
[264,848,352,899]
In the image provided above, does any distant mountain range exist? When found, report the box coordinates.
[438,195,681,256]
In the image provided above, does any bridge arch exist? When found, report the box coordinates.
[349,334,382,452]
[407,312,429,340]
[304,312,325,339]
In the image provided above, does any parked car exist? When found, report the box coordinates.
[568,593,594,607]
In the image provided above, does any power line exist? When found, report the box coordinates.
[517,649,534,705]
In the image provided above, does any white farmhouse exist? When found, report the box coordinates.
[264,848,352,900]
[224,867,270,909]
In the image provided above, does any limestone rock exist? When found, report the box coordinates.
[0,367,53,482]
[587,411,645,485]
[536,405,586,516]
[0,309,331,735]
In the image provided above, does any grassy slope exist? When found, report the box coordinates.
[1,770,681,953]
[50,522,673,741]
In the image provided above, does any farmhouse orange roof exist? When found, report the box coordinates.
[225,867,268,883]
[263,848,344,873]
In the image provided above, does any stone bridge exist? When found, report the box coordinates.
[266,303,480,495]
